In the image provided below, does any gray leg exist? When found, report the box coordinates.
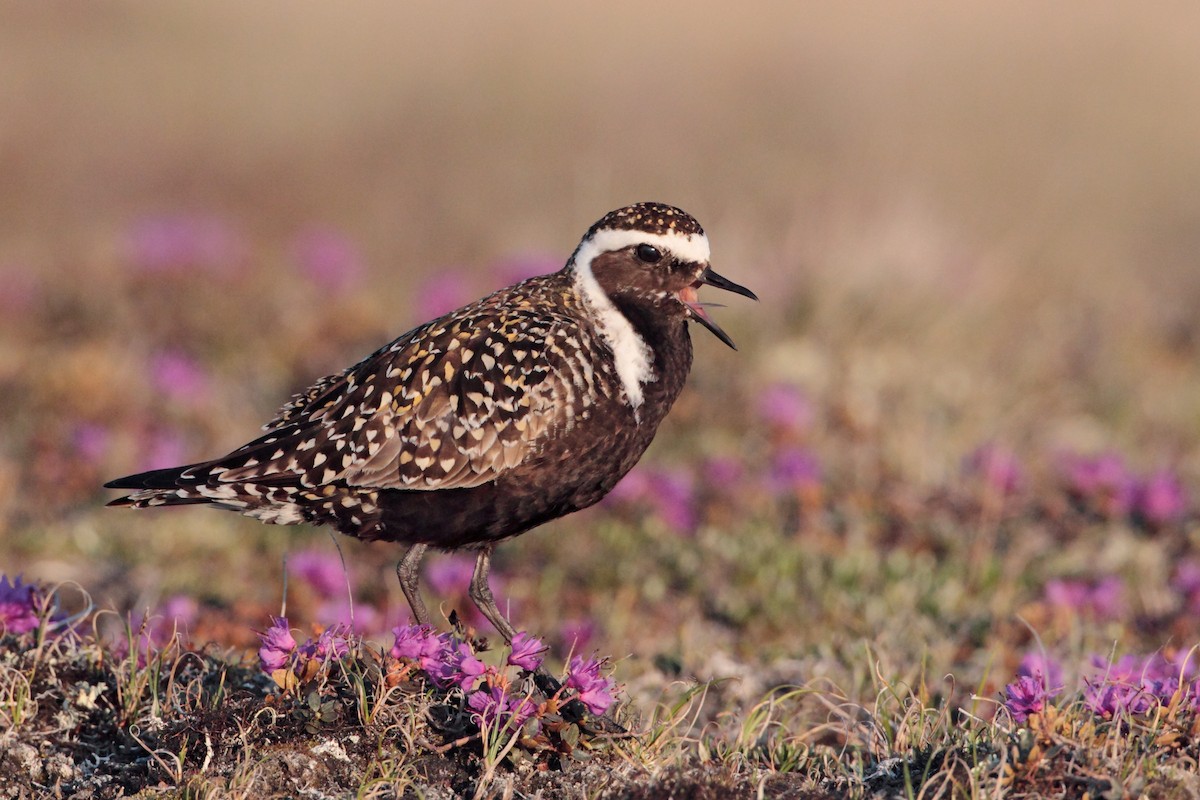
[468,547,519,643]
[396,543,430,626]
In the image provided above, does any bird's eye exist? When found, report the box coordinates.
[636,243,663,263]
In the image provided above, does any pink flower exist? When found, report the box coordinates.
[391,624,448,673]
[290,549,348,599]
[507,631,546,672]
[565,655,615,716]
[1043,575,1125,621]
[291,227,364,294]
[257,617,297,672]
[1060,451,1137,518]
[1136,470,1187,526]
[300,625,351,661]
[963,443,1024,496]
[757,383,814,434]
[148,350,210,404]
[1004,675,1052,722]
[770,447,823,495]
[467,684,536,730]
[416,271,473,319]
[0,575,40,635]
[1017,651,1064,694]
[126,213,242,275]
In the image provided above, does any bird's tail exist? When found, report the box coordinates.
[104,463,221,509]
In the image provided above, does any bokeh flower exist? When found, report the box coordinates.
[290,549,348,599]
[126,213,242,275]
[1136,469,1187,526]
[757,382,815,435]
[0,575,40,635]
[257,616,297,672]
[1084,680,1153,718]
[963,443,1024,496]
[1043,575,1125,621]
[416,271,474,318]
[291,226,364,294]
[148,349,210,405]
[1016,650,1065,693]
[1060,451,1137,518]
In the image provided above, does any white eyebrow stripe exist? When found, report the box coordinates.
[572,228,711,269]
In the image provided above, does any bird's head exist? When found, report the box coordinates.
[569,202,757,349]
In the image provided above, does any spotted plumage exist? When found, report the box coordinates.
[106,202,756,643]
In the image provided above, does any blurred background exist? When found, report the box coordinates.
[2,3,1199,667]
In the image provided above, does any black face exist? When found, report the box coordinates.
[588,236,757,350]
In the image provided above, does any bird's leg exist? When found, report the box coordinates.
[468,546,518,643]
[396,543,430,626]
[469,547,564,695]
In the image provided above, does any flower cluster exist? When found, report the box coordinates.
[1003,648,1200,723]
[256,616,352,684]
[1059,451,1188,525]
[388,623,616,732]
[1042,575,1125,620]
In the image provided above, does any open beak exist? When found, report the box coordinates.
[677,267,758,350]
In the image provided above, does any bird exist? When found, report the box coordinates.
[105,202,756,644]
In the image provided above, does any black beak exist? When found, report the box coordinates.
[685,267,758,351]
[700,267,758,302]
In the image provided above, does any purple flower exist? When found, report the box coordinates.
[143,594,199,646]
[416,271,473,318]
[1060,451,1137,518]
[1043,575,1125,620]
[1003,675,1052,722]
[430,641,488,690]
[507,631,546,672]
[558,619,594,651]
[391,624,448,672]
[770,447,823,495]
[467,684,537,731]
[300,625,351,661]
[701,456,744,488]
[291,227,364,294]
[72,423,111,466]
[1084,680,1154,718]
[290,549,348,599]
[425,556,475,597]
[126,213,243,275]
[649,469,697,534]
[0,575,40,635]
[257,616,297,672]
[1136,470,1187,526]
[963,444,1024,496]
[606,468,652,505]
[565,655,615,716]
[757,383,814,434]
[148,350,210,404]
[140,428,189,471]
[1172,561,1200,613]
[317,598,381,634]
[1017,651,1064,694]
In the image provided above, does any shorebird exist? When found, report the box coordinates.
[106,202,756,642]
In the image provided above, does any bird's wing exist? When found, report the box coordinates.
[213,287,591,492]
